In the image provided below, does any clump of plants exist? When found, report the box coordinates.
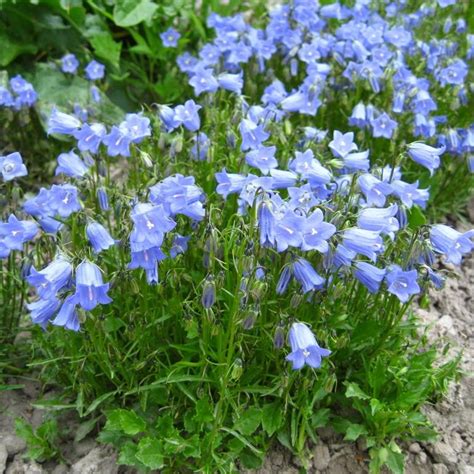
[1,0,473,472]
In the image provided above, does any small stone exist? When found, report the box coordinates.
[433,464,449,474]
[415,452,427,465]
[0,433,26,456]
[429,441,458,468]
[6,457,45,474]
[272,452,284,467]
[70,446,118,474]
[437,315,456,335]
[51,466,69,474]
[0,444,8,473]
[409,443,421,454]
[313,444,330,471]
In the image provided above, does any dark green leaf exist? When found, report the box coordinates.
[234,407,262,436]
[262,402,283,436]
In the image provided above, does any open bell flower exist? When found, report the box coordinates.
[286,322,331,370]
[74,260,112,311]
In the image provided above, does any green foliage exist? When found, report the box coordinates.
[15,417,61,462]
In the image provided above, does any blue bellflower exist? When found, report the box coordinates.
[430,225,474,265]
[407,142,445,175]
[55,151,89,178]
[286,322,331,370]
[27,257,72,299]
[85,60,105,80]
[86,222,115,253]
[0,152,27,181]
[74,260,112,311]
[386,265,420,303]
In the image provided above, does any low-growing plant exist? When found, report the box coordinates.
[15,417,61,462]
[0,0,473,473]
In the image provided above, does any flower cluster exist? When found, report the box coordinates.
[0,75,37,109]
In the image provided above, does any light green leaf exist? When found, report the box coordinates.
[107,409,146,435]
[345,382,370,400]
[113,0,158,27]
[136,437,164,470]
[344,423,368,441]
[386,449,405,474]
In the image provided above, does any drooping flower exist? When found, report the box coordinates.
[55,151,89,178]
[239,118,269,151]
[430,225,474,265]
[52,295,80,331]
[343,228,384,262]
[47,108,82,136]
[74,123,107,154]
[27,297,60,328]
[86,222,115,253]
[286,322,331,370]
[407,142,445,175]
[354,262,386,294]
[74,260,112,311]
[357,205,399,239]
[0,152,27,181]
[27,257,72,299]
[293,258,325,293]
[119,114,151,144]
[385,265,420,303]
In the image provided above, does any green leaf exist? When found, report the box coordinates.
[370,398,383,416]
[193,397,214,424]
[262,402,283,436]
[311,408,330,428]
[103,317,126,333]
[32,63,124,125]
[118,442,140,467]
[345,382,370,400]
[113,0,158,27]
[344,423,368,441]
[234,407,262,436]
[407,205,427,229]
[136,437,164,470]
[74,417,99,443]
[239,449,264,469]
[106,409,146,436]
[385,449,405,474]
[90,34,122,69]
[0,32,37,66]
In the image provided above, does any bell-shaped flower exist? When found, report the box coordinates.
[0,152,27,181]
[286,322,331,370]
[27,257,72,299]
[354,262,386,294]
[386,265,420,303]
[86,221,115,253]
[55,151,89,178]
[430,224,474,265]
[74,261,112,311]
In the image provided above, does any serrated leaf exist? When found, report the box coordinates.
[234,407,262,436]
[193,397,214,424]
[118,409,147,435]
[385,449,405,474]
[113,0,158,27]
[136,437,164,470]
[345,382,370,400]
[344,423,368,441]
[262,402,283,436]
[118,442,139,466]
